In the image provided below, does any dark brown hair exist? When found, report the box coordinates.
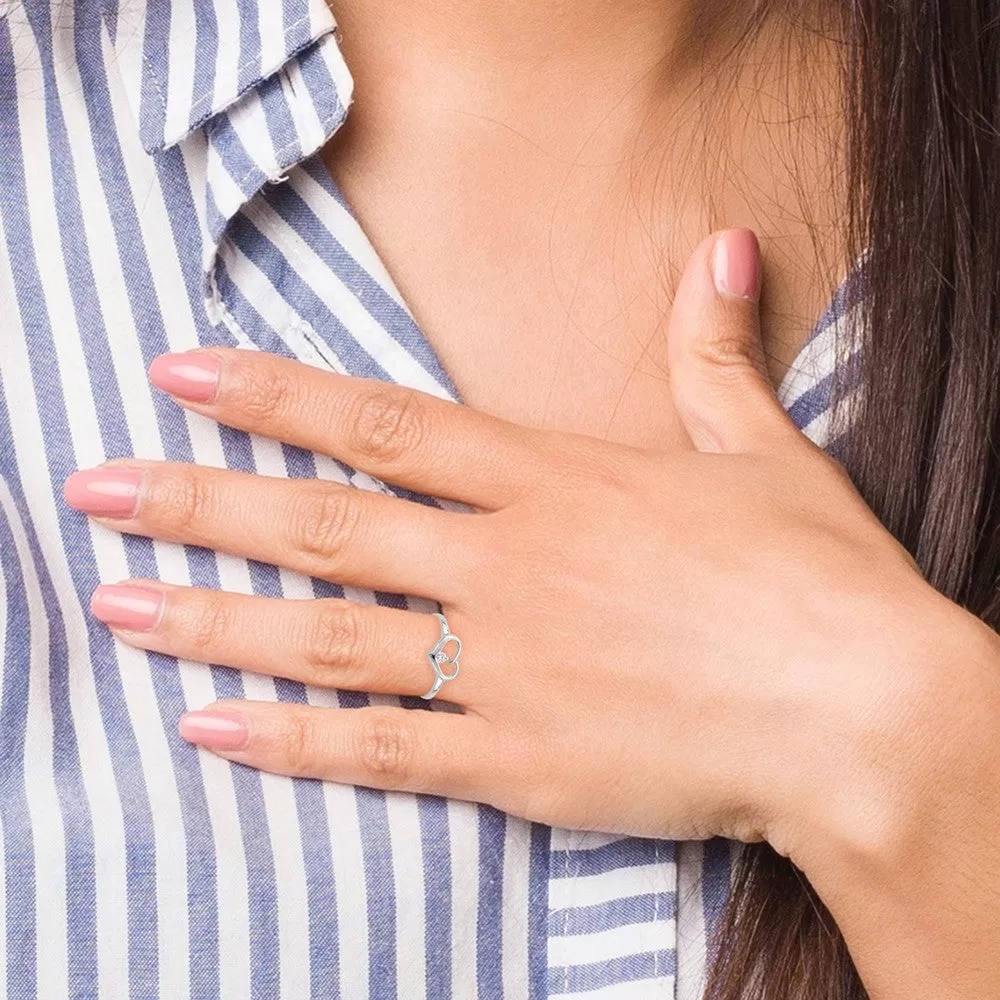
[707,1,1000,998]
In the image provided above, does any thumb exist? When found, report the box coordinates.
[667,228,796,453]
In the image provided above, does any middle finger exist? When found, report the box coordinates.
[65,462,474,602]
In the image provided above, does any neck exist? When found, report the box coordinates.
[329,0,754,98]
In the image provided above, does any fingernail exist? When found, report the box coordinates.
[149,352,221,403]
[91,584,164,632]
[64,468,142,518]
[713,229,761,301]
[179,711,250,751]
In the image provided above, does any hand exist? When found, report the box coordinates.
[63,230,974,869]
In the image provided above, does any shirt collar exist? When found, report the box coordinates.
[101,0,355,317]
[104,0,351,154]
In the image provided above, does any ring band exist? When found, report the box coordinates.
[421,612,461,700]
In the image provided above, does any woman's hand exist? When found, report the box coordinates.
[63,231,998,877]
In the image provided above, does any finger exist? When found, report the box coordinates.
[666,229,799,453]
[65,462,472,602]
[178,700,495,800]
[148,349,564,509]
[91,582,474,701]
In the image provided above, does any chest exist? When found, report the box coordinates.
[322,108,840,452]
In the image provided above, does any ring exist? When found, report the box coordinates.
[421,612,462,700]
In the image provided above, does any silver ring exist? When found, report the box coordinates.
[421,612,461,700]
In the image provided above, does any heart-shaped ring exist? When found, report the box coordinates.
[421,613,462,700]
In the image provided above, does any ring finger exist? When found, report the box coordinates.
[92,581,475,703]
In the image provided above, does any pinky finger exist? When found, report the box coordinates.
[180,700,495,800]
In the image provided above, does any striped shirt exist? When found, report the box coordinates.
[0,2,851,997]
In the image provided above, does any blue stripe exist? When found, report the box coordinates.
[0,400,38,1000]
[355,785,398,998]
[416,794,452,999]
[548,950,678,995]
[476,807,506,1000]
[283,0,312,44]
[787,348,861,431]
[549,891,676,937]
[259,67,301,165]
[295,35,347,134]
[99,0,120,43]
[207,112,267,210]
[237,0,263,96]
[527,822,550,1000]
[137,0,171,151]
[189,0,221,135]
[550,836,663,880]
[701,837,733,962]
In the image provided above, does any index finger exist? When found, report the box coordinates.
[149,348,557,509]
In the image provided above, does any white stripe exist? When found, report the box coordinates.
[107,0,150,139]
[6,24,130,998]
[258,0,288,84]
[164,0,198,142]
[548,862,676,912]
[0,482,69,1000]
[501,818,534,998]
[280,57,326,156]
[307,0,337,38]
[777,316,839,407]
[448,799,481,1000]
[549,974,675,1000]
[320,27,355,116]
[550,829,628,852]
[0,544,4,993]
[549,918,676,968]
[101,36,257,997]
[386,793,428,1000]
[211,0,242,123]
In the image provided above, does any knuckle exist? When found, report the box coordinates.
[303,602,366,672]
[149,466,214,533]
[281,713,325,774]
[693,334,762,379]
[232,357,292,425]
[348,387,427,464]
[290,487,361,563]
[185,595,234,654]
[564,441,636,494]
[355,711,416,783]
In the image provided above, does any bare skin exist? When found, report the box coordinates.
[321,0,845,450]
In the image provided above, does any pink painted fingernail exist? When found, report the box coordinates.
[91,584,164,632]
[179,711,250,751]
[64,468,142,518]
[712,229,761,301]
[149,352,221,403]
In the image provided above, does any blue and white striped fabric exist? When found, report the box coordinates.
[0,2,851,997]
